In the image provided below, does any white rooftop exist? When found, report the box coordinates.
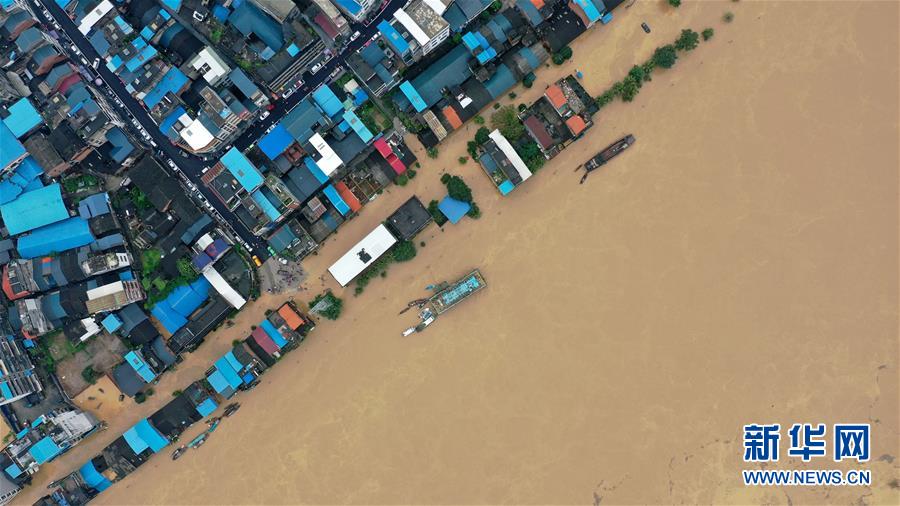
[328,224,398,286]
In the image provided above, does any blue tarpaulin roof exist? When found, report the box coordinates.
[17,217,93,258]
[573,0,600,22]
[438,196,471,224]
[2,97,42,138]
[221,147,264,191]
[258,124,293,160]
[377,20,409,54]
[124,419,169,454]
[312,85,344,118]
[0,382,12,400]
[195,397,217,417]
[223,351,244,373]
[29,436,62,464]
[322,184,350,216]
[79,461,112,492]
[260,319,288,348]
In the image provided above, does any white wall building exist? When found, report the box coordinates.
[328,224,397,286]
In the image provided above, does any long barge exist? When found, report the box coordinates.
[580,134,636,184]
[427,269,486,315]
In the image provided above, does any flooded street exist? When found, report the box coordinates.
[24,1,899,504]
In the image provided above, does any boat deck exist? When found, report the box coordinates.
[428,269,486,315]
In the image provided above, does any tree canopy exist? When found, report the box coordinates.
[652,45,678,69]
[491,105,525,140]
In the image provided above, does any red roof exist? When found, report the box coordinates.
[523,115,553,149]
[313,13,339,38]
[251,327,280,356]
[545,84,566,109]
[277,304,305,330]
[373,138,393,158]
[530,0,545,8]
[387,154,405,175]
[334,182,362,213]
[565,115,587,136]
[442,106,463,129]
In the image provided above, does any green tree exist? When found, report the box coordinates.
[458,156,468,165]
[627,65,647,86]
[490,105,524,140]
[620,76,641,102]
[176,257,195,278]
[445,175,473,203]
[652,44,678,69]
[310,291,344,320]
[467,140,479,158]
[522,72,536,88]
[668,0,681,7]
[391,241,417,262]
[474,126,490,145]
[466,203,481,219]
[473,115,485,125]
[675,29,700,51]
[395,174,409,186]
[515,141,545,172]
[595,90,615,108]
[427,147,439,158]
[141,248,162,273]
[702,28,715,41]
[81,366,97,384]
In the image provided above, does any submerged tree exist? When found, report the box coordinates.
[675,29,700,51]
[491,105,525,140]
[652,44,678,69]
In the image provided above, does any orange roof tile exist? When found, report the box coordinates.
[442,106,463,130]
[334,181,362,213]
[565,115,587,136]
[278,304,305,330]
[545,84,566,109]
[530,0,545,9]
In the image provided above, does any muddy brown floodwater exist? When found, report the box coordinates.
[32,1,900,504]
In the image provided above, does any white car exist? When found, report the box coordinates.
[310,62,323,74]
[349,31,360,42]
[91,58,99,69]
[260,111,270,120]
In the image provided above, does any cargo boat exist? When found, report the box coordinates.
[427,269,486,315]
[580,134,636,184]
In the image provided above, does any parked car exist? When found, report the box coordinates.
[260,111,270,120]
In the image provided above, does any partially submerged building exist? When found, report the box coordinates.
[386,196,432,240]
[328,223,398,286]
[477,129,532,194]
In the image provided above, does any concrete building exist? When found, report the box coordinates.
[393,0,450,57]
[0,335,42,406]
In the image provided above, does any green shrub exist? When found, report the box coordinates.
[522,72,536,88]
[668,0,681,7]
[675,29,700,51]
[428,199,448,226]
[466,202,481,219]
[81,366,97,384]
[723,11,734,22]
[458,156,468,165]
[310,291,344,320]
[407,169,417,179]
[490,105,524,140]
[445,175,473,203]
[426,147,439,158]
[702,28,714,41]
[395,174,409,186]
[134,392,146,404]
[473,115,485,125]
[392,241,417,262]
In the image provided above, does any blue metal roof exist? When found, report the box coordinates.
[322,184,350,216]
[125,351,156,383]
[214,356,243,389]
[399,81,427,113]
[150,277,211,333]
[5,462,23,479]
[0,121,26,171]
[101,314,123,333]
[483,63,516,99]
[333,0,361,15]
[438,196,471,224]
[251,189,281,221]
[29,436,63,464]
[461,32,479,50]
[377,20,409,54]
[342,110,374,143]
[207,369,231,394]
[515,0,543,25]
[260,319,288,348]
[195,397,217,417]
[221,147,264,191]
[125,44,158,72]
[2,97,42,138]
[1,181,68,236]
[312,85,344,118]
[223,351,245,373]
[405,44,472,110]
[258,124,293,160]
[304,157,329,184]
[573,0,600,22]
[79,461,112,492]
[142,67,188,109]
[124,419,169,454]
[16,216,93,258]
[228,1,283,51]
